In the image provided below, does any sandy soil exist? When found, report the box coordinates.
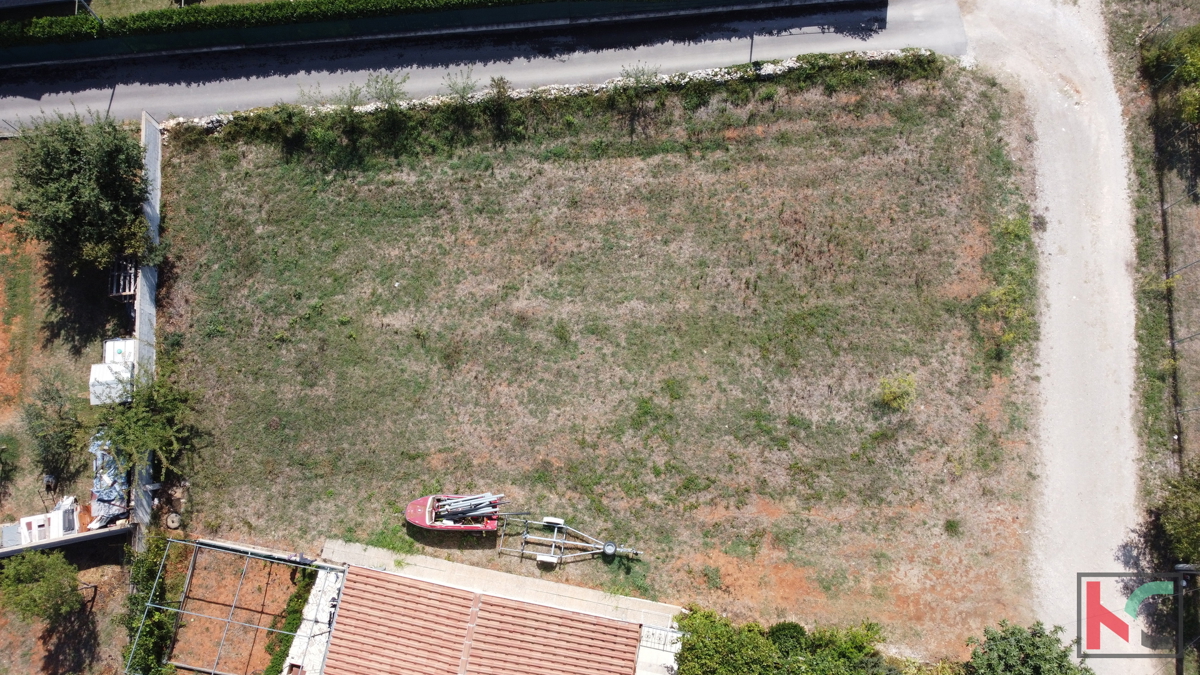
[171,546,299,675]
[958,1,1144,673]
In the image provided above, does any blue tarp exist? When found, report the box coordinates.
[89,433,129,523]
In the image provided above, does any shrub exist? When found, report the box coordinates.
[766,623,811,663]
[21,377,85,484]
[0,550,82,624]
[265,568,318,675]
[675,608,894,675]
[1142,24,1200,127]
[1160,466,1200,563]
[122,535,174,675]
[9,113,148,273]
[877,374,916,412]
[675,607,779,675]
[94,366,200,480]
[0,434,20,499]
[966,621,1092,675]
[974,215,1037,364]
[189,52,946,169]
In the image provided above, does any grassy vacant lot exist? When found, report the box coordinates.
[163,58,1036,658]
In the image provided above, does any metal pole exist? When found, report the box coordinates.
[144,603,304,636]
[172,539,338,571]
[124,540,171,675]
[167,545,200,657]
[1180,407,1200,415]
[1169,257,1200,278]
[210,556,250,674]
[315,570,348,675]
[1165,188,1198,213]
[1175,331,1200,346]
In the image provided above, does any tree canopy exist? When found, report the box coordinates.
[9,112,148,272]
[0,550,83,624]
[966,621,1093,675]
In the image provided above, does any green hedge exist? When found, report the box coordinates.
[0,0,546,47]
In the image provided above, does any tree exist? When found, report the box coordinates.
[21,377,85,485]
[0,550,83,624]
[10,112,148,272]
[95,367,200,479]
[966,621,1093,675]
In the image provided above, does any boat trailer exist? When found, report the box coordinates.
[498,516,641,566]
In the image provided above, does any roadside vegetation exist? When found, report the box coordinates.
[159,52,1039,657]
[1104,1,1200,667]
[674,609,1091,675]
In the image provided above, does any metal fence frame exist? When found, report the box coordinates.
[125,539,344,675]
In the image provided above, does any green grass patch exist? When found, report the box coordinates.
[364,523,420,555]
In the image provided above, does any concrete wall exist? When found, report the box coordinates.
[135,111,160,378]
[133,112,161,535]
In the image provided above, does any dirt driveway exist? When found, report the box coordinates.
[959,0,1145,672]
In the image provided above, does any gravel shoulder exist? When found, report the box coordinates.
[959,0,1143,671]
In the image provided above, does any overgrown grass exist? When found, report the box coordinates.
[0,141,35,415]
[162,55,1036,650]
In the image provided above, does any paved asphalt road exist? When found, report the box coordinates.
[0,0,965,125]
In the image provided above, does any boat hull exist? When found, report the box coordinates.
[404,495,499,532]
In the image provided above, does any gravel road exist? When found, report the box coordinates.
[959,1,1146,672]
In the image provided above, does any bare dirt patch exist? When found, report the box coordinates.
[169,547,298,674]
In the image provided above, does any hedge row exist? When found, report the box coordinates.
[0,0,550,47]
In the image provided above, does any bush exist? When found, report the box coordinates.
[974,215,1037,364]
[1142,24,1200,125]
[1160,466,1200,563]
[877,374,916,412]
[675,608,894,675]
[0,550,82,624]
[966,621,1092,675]
[0,434,20,499]
[198,52,945,170]
[21,377,85,484]
[94,366,200,480]
[9,113,148,273]
[265,568,318,675]
[122,535,174,675]
[675,607,779,675]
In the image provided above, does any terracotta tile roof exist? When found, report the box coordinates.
[323,566,640,675]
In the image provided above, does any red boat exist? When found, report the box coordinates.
[404,493,504,532]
